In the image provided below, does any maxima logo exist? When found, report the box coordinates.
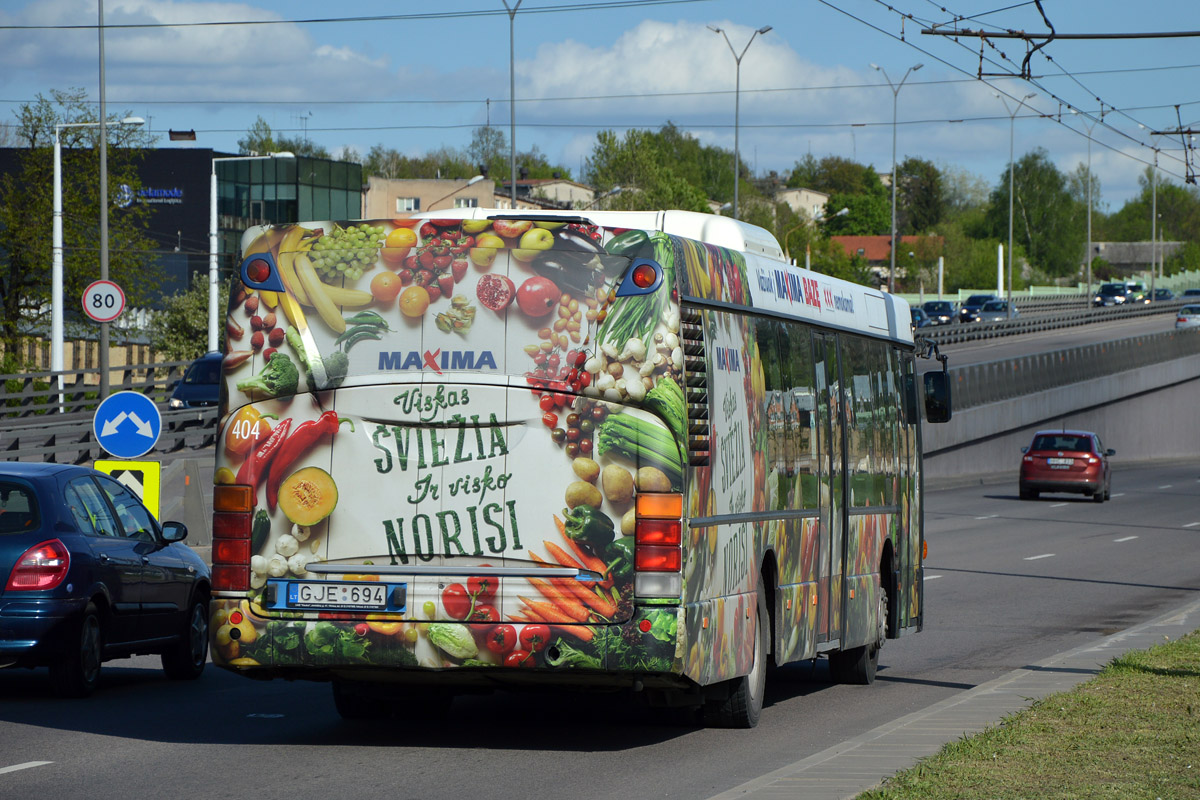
[755,266,825,311]
[713,345,744,373]
[378,349,498,375]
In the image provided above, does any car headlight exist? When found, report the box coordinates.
[169,398,184,409]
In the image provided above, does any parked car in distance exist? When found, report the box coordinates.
[921,300,955,326]
[0,463,210,696]
[169,351,223,410]
[1176,304,1200,329]
[910,307,932,329]
[1150,288,1175,302]
[976,300,1018,322]
[958,294,999,323]
[1019,430,1113,502]
[1092,283,1129,307]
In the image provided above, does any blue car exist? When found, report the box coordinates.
[169,351,223,410]
[0,463,210,696]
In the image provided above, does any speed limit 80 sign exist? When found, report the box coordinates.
[82,280,126,323]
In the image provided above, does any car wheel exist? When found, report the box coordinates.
[162,596,209,680]
[1093,489,1105,503]
[703,578,768,728]
[50,603,103,698]
[829,585,886,686]
[1019,485,1038,500]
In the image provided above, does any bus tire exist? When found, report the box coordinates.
[828,585,886,685]
[703,579,767,728]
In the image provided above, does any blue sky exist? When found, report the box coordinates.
[2,0,1198,211]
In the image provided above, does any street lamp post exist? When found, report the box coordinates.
[52,116,144,412]
[209,152,295,353]
[1071,109,1101,301]
[997,92,1038,319]
[710,24,772,221]
[871,62,923,294]
[502,0,523,207]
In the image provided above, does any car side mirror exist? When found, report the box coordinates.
[1021,446,1029,453]
[1105,448,1115,457]
[161,520,188,543]
[923,371,952,423]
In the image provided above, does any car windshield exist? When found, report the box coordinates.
[924,302,952,313]
[1099,285,1124,295]
[184,359,221,385]
[1181,305,1200,314]
[981,301,1005,311]
[1031,434,1093,453]
[0,482,40,534]
[965,295,993,305]
[1184,289,1200,296]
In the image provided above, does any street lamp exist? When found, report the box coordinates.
[871,62,923,294]
[427,175,486,210]
[996,92,1038,319]
[52,115,144,412]
[710,24,772,221]
[585,185,624,209]
[210,152,295,353]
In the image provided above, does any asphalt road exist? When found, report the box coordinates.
[1,459,1196,799]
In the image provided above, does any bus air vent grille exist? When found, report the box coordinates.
[679,306,709,466]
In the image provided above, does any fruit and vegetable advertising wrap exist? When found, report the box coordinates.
[213,218,684,675]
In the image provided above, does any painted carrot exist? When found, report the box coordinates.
[520,603,595,643]
[518,596,577,624]
[550,522,615,589]
[527,577,590,622]
[543,539,585,571]
[530,552,618,619]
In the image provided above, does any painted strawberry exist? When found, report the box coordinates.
[451,257,469,283]
[437,275,454,298]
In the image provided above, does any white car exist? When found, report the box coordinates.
[977,300,1019,322]
[1177,304,1200,330]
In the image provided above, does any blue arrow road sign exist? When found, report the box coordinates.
[93,391,162,459]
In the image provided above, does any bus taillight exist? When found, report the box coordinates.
[634,493,683,598]
[212,484,253,592]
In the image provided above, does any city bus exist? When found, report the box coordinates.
[209,209,951,728]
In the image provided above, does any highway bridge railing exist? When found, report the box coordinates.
[922,297,1187,346]
[948,326,1200,411]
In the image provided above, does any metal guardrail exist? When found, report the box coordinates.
[0,360,193,418]
[950,327,1200,411]
[924,298,1186,346]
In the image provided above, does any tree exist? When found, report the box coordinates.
[939,163,990,219]
[984,148,1083,279]
[584,129,709,212]
[0,89,160,358]
[823,191,890,236]
[145,272,229,361]
[467,125,507,179]
[238,116,329,158]
[788,155,885,196]
[896,156,943,233]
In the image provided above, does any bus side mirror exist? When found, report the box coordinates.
[923,371,952,423]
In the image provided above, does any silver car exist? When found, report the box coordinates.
[1177,304,1200,330]
[977,300,1018,322]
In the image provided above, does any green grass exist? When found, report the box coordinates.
[859,631,1200,800]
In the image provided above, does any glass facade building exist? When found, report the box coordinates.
[215,155,363,259]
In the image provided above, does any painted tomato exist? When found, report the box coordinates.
[519,624,550,653]
[486,624,517,655]
[468,603,499,624]
[468,575,498,601]
[515,276,560,318]
[441,583,472,619]
[476,274,516,312]
[505,649,535,668]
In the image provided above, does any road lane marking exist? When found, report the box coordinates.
[1184,522,1200,528]
[1049,502,1068,508]
[924,575,942,580]
[974,515,998,520]
[1114,536,1138,542]
[0,762,52,776]
[1111,493,1126,498]
[1158,484,1173,489]
[1024,553,1055,561]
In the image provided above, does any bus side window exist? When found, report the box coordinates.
[781,325,817,509]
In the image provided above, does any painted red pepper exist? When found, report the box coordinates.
[265,411,354,511]
[235,417,292,505]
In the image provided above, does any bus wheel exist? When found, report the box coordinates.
[829,586,886,686]
[703,579,767,728]
[331,680,391,720]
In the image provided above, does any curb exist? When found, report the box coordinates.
[705,596,1200,800]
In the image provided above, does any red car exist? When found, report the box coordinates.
[1019,430,1114,502]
